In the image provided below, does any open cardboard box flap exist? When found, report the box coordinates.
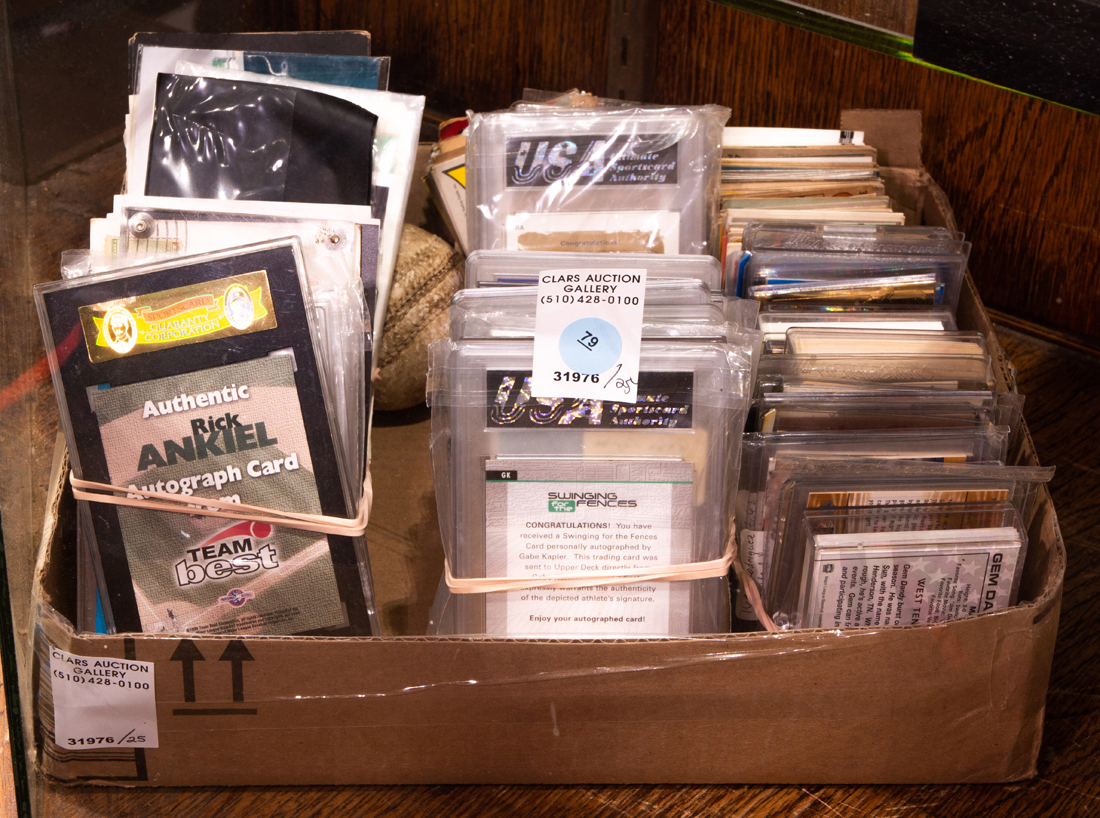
[29,110,1065,786]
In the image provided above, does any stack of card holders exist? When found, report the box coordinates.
[733,221,1054,630]
[718,126,902,287]
[428,254,759,637]
[35,31,426,638]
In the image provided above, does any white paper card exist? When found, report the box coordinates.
[50,648,159,750]
[531,267,647,402]
[504,210,681,254]
[483,458,694,636]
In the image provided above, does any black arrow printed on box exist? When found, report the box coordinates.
[170,639,259,716]
[169,639,204,703]
[219,640,255,703]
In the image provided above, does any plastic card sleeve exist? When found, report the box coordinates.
[754,352,995,395]
[757,308,957,350]
[34,239,378,638]
[741,222,966,254]
[142,73,378,206]
[784,328,988,358]
[128,32,374,95]
[150,62,424,347]
[737,425,1013,530]
[466,105,729,256]
[781,500,1028,631]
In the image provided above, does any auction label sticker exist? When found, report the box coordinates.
[50,647,159,749]
[531,267,647,403]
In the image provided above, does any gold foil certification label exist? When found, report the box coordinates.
[79,270,277,363]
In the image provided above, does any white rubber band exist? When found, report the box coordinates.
[69,471,372,538]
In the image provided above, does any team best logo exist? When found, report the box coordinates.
[175,521,279,588]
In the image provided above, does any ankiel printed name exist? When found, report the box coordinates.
[128,381,301,496]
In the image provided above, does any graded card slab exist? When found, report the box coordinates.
[468,106,726,255]
[37,241,373,636]
[434,334,744,635]
[804,531,1022,629]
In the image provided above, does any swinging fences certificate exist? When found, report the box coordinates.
[483,457,694,635]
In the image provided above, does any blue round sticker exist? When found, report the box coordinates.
[559,318,622,374]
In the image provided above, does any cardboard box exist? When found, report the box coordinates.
[30,111,1064,785]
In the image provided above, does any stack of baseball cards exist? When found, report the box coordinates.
[724,215,1049,631]
[718,127,899,288]
[37,31,430,637]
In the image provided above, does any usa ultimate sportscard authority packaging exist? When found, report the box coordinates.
[35,239,377,636]
[466,105,728,256]
[427,335,753,637]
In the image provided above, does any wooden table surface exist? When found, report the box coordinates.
[3,150,1100,817]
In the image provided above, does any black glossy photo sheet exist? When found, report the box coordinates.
[145,74,377,206]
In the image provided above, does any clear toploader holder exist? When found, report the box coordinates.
[757,308,958,352]
[734,222,971,314]
[751,390,1025,435]
[466,105,729,256]
[733,425,1011,623]
[426,337,750,637]
[758,457,1054,629]
[737,425,1013,533]
[790,500,1029,630]
[753,351,996,394]
[783,328,988,358]
[71,207,373,492]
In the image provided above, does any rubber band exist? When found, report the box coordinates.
[730,543,778,633]
[69,471,372,538]
[444,529,737,595]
